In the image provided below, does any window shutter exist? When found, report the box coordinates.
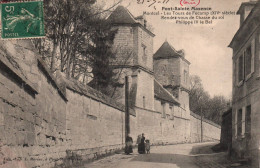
[235,109,237,138]
[236,59,239,85]
[242,106,246,136]
[243,53,245,80]
[233,62,236,85]
[251,38,255,73]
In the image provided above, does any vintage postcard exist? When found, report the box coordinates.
[0,0,259,168]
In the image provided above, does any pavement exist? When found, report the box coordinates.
[81,142,251,168]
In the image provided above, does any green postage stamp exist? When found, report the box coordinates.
[1,1,45,39]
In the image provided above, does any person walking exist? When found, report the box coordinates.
[125,134,133,154]
[138,133,146,154]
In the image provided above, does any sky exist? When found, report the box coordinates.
[102,0,249,98]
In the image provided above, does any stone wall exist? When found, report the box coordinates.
[190,112,221,143]
[0,40,130,168]
[0,40,68,168]
[133,107,190,145]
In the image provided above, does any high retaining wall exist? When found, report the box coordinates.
[0,40,220,168]
[190,112,221,143]
[133,107,190,145]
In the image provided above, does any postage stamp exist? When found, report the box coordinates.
[1,1,45,39]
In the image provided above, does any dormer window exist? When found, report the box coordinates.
[237,2,257,26]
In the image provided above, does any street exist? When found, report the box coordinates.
[82,142,248,168]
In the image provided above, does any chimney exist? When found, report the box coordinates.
[135,15,147,27]
[237,0,258,26]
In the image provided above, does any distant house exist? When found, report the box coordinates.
[228,0,260,166]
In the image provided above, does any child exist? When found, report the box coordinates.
[145,139,150,154]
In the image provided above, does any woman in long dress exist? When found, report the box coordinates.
[125,134,133,154]
[138,133,145,154]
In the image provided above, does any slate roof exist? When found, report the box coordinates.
[154,79,180,105]
[107,6,137,24]
[107,6,155,37]
[154,41,182,59]
[154,41,190,64]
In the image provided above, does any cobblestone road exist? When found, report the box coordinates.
[82,142,250,168]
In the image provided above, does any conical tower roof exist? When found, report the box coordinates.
[107,6,137,24]
[154,41,183,60]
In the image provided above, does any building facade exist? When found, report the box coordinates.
[229,0,260,166]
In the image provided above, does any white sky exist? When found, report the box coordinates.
[101,0,249,98]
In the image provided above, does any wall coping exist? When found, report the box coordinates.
[60,74,136,116]
[135,106,190,121]
[37,57,68,101]
[190,111,221,129]
[0,54,38,95]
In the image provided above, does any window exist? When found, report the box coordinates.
[236,38,255,85]
[184,70,188,84]
[237,109,243,137]
[161,102,166,118]
[245,105,251,136]
[143,96,146,108]
[169,106,174,120]
[238,55,244,83]
[245,45,252,76]
[142,44,147,64]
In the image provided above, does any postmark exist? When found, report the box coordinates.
[1,1,45,39]
[180,0,200,7]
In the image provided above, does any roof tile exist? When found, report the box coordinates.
[154,79,180,105]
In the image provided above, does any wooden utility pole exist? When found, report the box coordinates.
[200,106,203,142]
[125,76,130,139]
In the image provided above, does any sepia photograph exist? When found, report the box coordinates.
[0,0,259,167]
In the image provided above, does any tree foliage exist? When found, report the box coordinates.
[32,0,123,95]
[190,75,230,124]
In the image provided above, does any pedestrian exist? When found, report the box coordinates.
[125,134,133,154]
[138,133,146,154]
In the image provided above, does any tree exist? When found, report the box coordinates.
[32,0,124,92]
[189,75,229,124]
[87,21,118,94]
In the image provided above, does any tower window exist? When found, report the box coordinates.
[142,44,147,64]
[161,102,166,118]
[143,96,146,108]
[184,70,188,83]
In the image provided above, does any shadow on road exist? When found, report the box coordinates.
[190,142,219,155]
[130,153,197,168]
[130,143,232,168]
